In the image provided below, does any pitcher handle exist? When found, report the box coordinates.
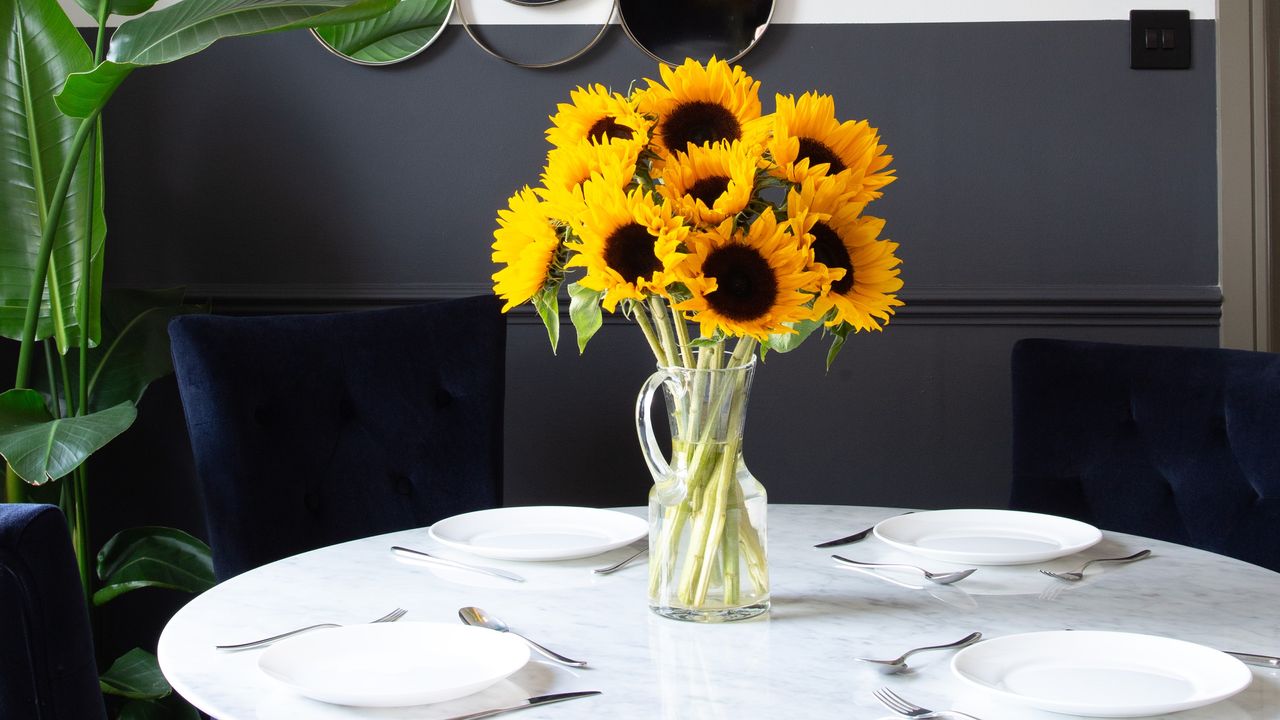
[635,369,685,504]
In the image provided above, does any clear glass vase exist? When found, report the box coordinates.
[635,354,769,622]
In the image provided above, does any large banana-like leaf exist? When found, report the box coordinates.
[94,525,215,605]
[0,0,105,350]
[314,0,451,65]
[36,288,206,415]
[0,389,135,484]
[57,0,398,117]
[73,0,163,20]
[100,648,170,700]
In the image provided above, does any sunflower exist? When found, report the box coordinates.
[676,209,823,340]
[537,138,640,223]
[491,187,563,312]
[546,84,653,149]
[566,179,690,312]
[636,57,767,159]
[656,140,758,226]
[767,92,896,202]
[788,179,904,330]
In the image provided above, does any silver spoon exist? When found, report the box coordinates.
[1039,549,1152,581]
[593,546,647,574]
[458,606,588,667]
[831,555,976,585]
[855,631,983,674]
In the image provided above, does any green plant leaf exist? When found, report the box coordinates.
[825,322,853,371]
[56,0,399,117]
[73,0,163,20]
[0,389,135,484]
[0,0,105,350]
[567,282,603,355]
[100,648,171,700]
[36,288,206,416]
[313,0,450,64]
[766,317,822,355]
[119,696,201,720]
[89,288,206,411]
[94,525,215,605]
[532,285,561,355]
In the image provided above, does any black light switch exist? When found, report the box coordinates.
[1131,10,1191,69]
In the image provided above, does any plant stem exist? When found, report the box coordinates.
[671,307,695,368]
[631,301,667,366]
[647,297,679,368]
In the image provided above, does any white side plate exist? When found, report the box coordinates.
[429,506,647,561]
[952,630,1251,717]
[873,508,1101,565]
[258,622,529,707]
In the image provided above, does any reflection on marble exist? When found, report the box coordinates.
[158,505,1280,719]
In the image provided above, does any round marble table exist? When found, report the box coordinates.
[158,505,1280,719]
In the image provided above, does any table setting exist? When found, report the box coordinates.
[157,503,1280,719]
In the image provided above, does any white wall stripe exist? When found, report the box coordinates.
[62,0,1214,29]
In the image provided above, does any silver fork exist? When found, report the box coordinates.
[593,546,647,574]
[873,687,983,719]
[216,607,406,651]
[1039,549,1151,581]
[832,556,976,585]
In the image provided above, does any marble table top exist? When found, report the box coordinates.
[158,505,1280,719]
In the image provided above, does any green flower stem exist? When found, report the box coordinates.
[722,506,740,605]
[670,306,695,368]
[632,302,668,366]
[647,297,679,369]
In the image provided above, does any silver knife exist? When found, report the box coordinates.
[814,512,914,548]
[1226,651,1280,668]
[390,546,526,583]
[442,690,602,720]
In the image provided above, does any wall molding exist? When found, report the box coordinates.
[170,282,1222,326]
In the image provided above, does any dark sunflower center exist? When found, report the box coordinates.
[810,222,854,294]
[797,137,847,174]
[587,116,631,143]
[688,176,730,207]
[661,101,741,152]
[604,223,661,284]
[703,245,778,322]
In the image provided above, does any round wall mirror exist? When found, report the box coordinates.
[313,0,454,66]
[618,0,774,65]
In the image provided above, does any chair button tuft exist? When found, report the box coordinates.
[391,473,412,496]
[435,388,454,408]
[304,491,321,512]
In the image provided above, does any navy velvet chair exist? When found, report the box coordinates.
[170,297,506,580]
[0,503,107,719]
[1010,338,1280,572]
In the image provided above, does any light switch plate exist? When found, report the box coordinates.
[1131,9,1191,70]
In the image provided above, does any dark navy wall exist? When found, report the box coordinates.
[97,19,1218,526]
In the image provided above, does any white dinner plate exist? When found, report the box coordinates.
[873,509,1101,565]
[429,506,647,561]
[951,630,1251,717]
[258,622,529,707]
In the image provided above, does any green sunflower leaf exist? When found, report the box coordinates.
[767,317,822,355]
[567,282,603,355]
[532,285,560,355]
[825,322,853,371]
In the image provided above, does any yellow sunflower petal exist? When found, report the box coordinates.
[767,92,896,202]
[491,187,562,312]
[635,57,766,159]
[675,208,824,340]
[546,84,653,149]
[569,179,690,312]
[655,140,760,225]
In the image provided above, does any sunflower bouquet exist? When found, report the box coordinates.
[491,58,902,621]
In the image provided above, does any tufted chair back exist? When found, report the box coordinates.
[1010,338,1280,571]
[170,297,506,580]
[0,503,107,719]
